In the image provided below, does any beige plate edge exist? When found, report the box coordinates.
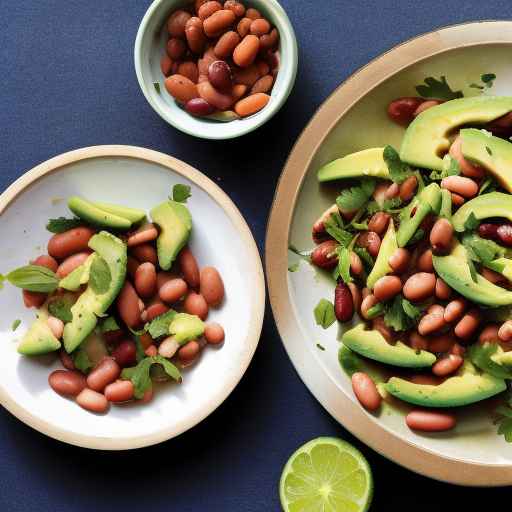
[265,21,512,486]
[0,145,266,450]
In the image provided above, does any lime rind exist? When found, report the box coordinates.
[279,437,373,512]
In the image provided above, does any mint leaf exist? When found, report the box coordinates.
[172,184,192,203]
[314,299,336,329]
[402,298,421,320]
[336,247,352,285]
[464,212,480,231]
[415,76,463,100]
[100,316,120,333]
[89,256,111,294]
[353,247,374,273]
[366,303,384,319]
[336,179,375,212]
[7,265,59,293]
[429,157,460,181]
[11,319,21,331]
[48,295,74,323]
[145,310,177,339]
[479,176,498,196]
[323,212,353,247]
[383,295,413,331]
[383,145,413,184]
[469,343,512,380]
[46,217,84,234]
[72,348,93,374]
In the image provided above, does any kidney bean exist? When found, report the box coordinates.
[427,304,445,316]
[233,63,261,86]
[387,248,409,275]
[203,323,225,345]
[232,83,247,100]
[208,60,233,92]
[454,309,481,340]
[175,248,199,289]
[23,290,47,308]
[403,272,436,302]
[165,74,199,103]
[145,302,169,322]
[399,176,418,202]
[186,97,215,116]
[167,38,186,60]
[184,17,206,54]
[112,340,137,368]
[117,282,142,328]
[409,374,443,386]
[418,313,446,336]
[167,9,191,37]
[479,324,500,344]
[373,276,402,302]
[349,251,363,277]
[250,18,270,36]
[198,1,222,19]
[156,271,175,290]
[246,7,261,19]
[413,99,442,116]
[498,321,512,342]
[334,282,354,322]
[385,182,400,199]
[362,287,371,300]
[251,74,273,94]
[444,299,466,323]
[433,354,463,377]
[357,231,381,258]
[449,136,485,178]
[450,193,465,207]
[235,92,270,116]
[49,370,87,397]
[256,60,270,76]
[481,267,505,285]
[372,316,394,342]
[126,223,157,248]
[161,54,173,76]
[131,243,157,265]
[47,316,64,339]
[134,262,157,299]
[312,204,338,242]
[87,357,121,392]
[409,332,429,351]
[76,388,109,413]
[451,343,466,357]
[105,380,134,403]
[224,1,245,16]
[178,340,201,364]
[56,251,91,278]
[260,28,279,50]
[59,349,75,370]
[387,97,424,126]
[237,17,252,37]
[31,254,59,272]
[200,267,225,306]
[177,62,198,84]
[203,9,236,37]
[233,34,260,67]
[417,249,433,272]
[497,224,512,246]
[197,80,234,110]
[367,212,390,236]
[347,283,362,315]
[477,223,499,241]
[435,278,452,300]
[159,278,188,304]
[351,372,381,411]
[441,176,478,198]
[125,257,140,282]
[406,410,456,432]
[214,30,240,58]
[430,218,453,255]
[48,227,95,260]
[264,50,279,71]
[360,294,379,320]
[428,333,455,353]
[310,240,338,269]
[184,292,209,319]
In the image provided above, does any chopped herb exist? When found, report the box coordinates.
[402,299,422,320]
[46,217,84,234]
[469,343,512,380]
[478,176,498,196]
[145,310,177,339]
[429,157,460,181]
[338,345,364,376]
[486,146,493,156]
[72,348,93,374]
[316,343,325,351]
[383,145,414,184]
[172,184,192,203]
[314,299,336,329]
[48,295,74,323]
[336,179,375,212]
[462,233,505,264]
[366,197,402,215]
[89,256,111,294]
[288,262,300,272]
[100,316,120,333]
[469,83,484,90]
[481,73,496,86]
[353,247,374,272]
[6,265,59,293]
[336,247,352,285]
[324,212,353,247]
[288,245,312,259]
[366,303,384,319]
[495,392,512,443]
[463,212,480,231]
[415,76,463,100]
[351,221,368,231]
[153,82,161,94]
[383,295,415,331]
[11,319,21,331]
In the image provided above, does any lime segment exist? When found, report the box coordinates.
[279,437,373,512]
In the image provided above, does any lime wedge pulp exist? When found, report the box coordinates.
[279,437,373,512]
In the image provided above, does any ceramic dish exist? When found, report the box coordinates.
[266,21,512,485]
[134,0,298,140]
[0,145,265,449]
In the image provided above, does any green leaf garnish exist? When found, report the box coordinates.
[463,212,480,231]
[323,212,353,247]
[89,256,112,294]
[288,262,300,272]
[366,303,384,319]
[402,298,421,320]
[336,247,352,285]
[336,179,375,212]
[100,316,121,333]
[495,391,512,442]
[462,233,505,264]
[415,76,463,100]
[478,176,498,196]
[353,247,374,273]
[383,295,415,331]
[481,73,496,86]
[429,157,460,181]
[145,310,177,339]
[48,295,74,323]
[172,184,192,203]
[383,145,414,184]
[316,343,325,351]
[11,319,21,331]
[72,348,93,374]
[314,299,336,329]
[468,343,512,380]
[154,82,161,94]
[46,217,84,234]
[6,265,59,293]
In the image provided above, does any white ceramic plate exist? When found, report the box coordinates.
[266,22,512,485]
[0,145,265,450]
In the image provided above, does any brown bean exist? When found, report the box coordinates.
[360,294,379,320]
[204,322,225,344]
[444,299,466,323]
[105,380,134,403]
[432,354,463,377]
[387,97,424,126]
[449,136,485,178]
[234,92,269,116]
[245,7,261,19]
[232,83,247,100]
[498,321,512,342]
[134,262,157,298]
[165,74,199,103]
[131,243,157,265]
[167,10,191,37]
[200,266,225,306]
[388,248,410,274]
[362,287,371,300]
[430,218,453,255]
[413,99,442,116]
[111,340,137,368]
[47,316,64,339]
[166,38,186,60]
[87,357,121,392]
[203,9,236,37]
[161,54,173,76]
[198,1,222,20]
[451,193,465,207]
[224,1,245,17]
[435,278,452,300]
[347,283,362,314]
[178,340,201,364]
[31,254,59,272]
[334,282,354,322]
[177,62,199,84]
[184,292,209,319]
[56,251,91,278]
[372,316,394,342]
[185,16,207,54]
[49,370,87,397]
[367,212,390,236]
[454,309,481,340]
[117,282,142,328]
[428,333,455,353]
[497,224,512,247]
[156,271,176,290]
[479,324,500,344]
[385,182,400,199]
[256,60,270,76]
[233,34,260,67]
[409,332,429,351]
[418,313,446,336]
[481,267,505,284]
[450,343,466,357]
[351,372,381,411]
[23,290,47,308]
[214,30,241,58]
[350,251,363,276]
[399,176,418,202]
[48,227,95,260]
[60,349,75,370]
[126,223,157,248]
[251,74,273,94]
[417,249,433,272]
[406,410,456,432]
[403,272,436,302]
[145,344,158,357]
[127,256,140,280]
[409,374,443,386]
[357,231,381,258]
[159,278,188,304]
[237,17,252,37]
[145,302,170,322]
[197,80,234,110]
[177,247,199,289]
[250,18,270,36]
[76,388,109,413]
[441,176,478,198]
[312,204,338,242]
[373,276,402,302]
[260,28,279,50]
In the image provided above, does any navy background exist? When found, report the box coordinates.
[1,1,511,510]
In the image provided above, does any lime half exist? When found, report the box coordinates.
[279,437,373,512]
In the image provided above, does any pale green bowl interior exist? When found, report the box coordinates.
[134,0,298,139]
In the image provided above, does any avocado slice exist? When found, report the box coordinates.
[150,200,192,271]
[63,231,127,353]
[492,350,512,368]
[68,196,132,230]
[317,148,389,182]
[452,192,512,232]
[461,128,512,192]
[59,253,97,291]
[386,361,506,407]
[342,323,436,368]
[18,313,61,355]
[169,313,204,344]
[400,96,512,170]
[396,183,441,247]
[432,243,512,306]
[367,220,398,289]
[92,201,146,224]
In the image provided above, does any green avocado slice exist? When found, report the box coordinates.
[367,220,397,289]
[68,196,132,230]
[317,148,389,182]
[92,201,146,224]
[342,323,436,368]
[432,243,512,306]
[169,313,205,344]
[18,313,61,355]
[400,96,512,170]
[452,192,512,232]
[59,253,97,291]
[385,361,506,407]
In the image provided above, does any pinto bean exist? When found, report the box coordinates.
[104,380,134,403]
[454,309,481,340]
[204,322,225,345]
[448,135,485,178]
[357,231,381,258]
[403,272,436,302]
[251,74,274,94]
[165,74,199,103]
[399,176,418,202]
[87,357,121,392]
[387,97,424,126]
[134,262,157,298]
[178,340,201,364]
[31,254,59,272]
[427,304,445,316]
[48,227,95,260]
[197,80,234,110]
[184,292,209,320]
[237,17,252,37]
[388,248,410,274]
[117,281,142,328]
[214,30,241,58]
[76,388,109,413]
[145,302,169,322]
[111,340,137,368]
[56,251,91,278]
[49,370,87,397]
[409,332,429,351]
[334,282,354,322]
[441,176,478,198]
[311,240,338,269]
[444,299,467,323]
[166,37,186,60]
[176,247,199,289]
[479,324,500,344]
[368,212,390,236]
[435,278,452,300]
[203,9,236,37]
[373,276,402,302]
[450,343,466,356]
[312,204,338,242]
[360,294,379,320]
[167,10,191,37]
[159,278,188,304]
[185,16,207,54]
[198,1,222,20]
[60,349,75,370]
[161,54,173,76]
[47,316,64,339]
[260,28,279,50]
[250,18,270,36]
[451,193,465,207]
[413,99,442,116]
[418,313,446,336]
[200,267,225,306]
[498,321,512,343]
[430,218,453,255]
[432,354,463,377]
[127,223,158,247]
[131,243,157,265]
[350,251,363,276]
[428,333,456,353]
[385,182,400,199]
[233,34,260,67]
[417,249,434,272]
[406,410,456,432]
[234,93,270,117]
[224,1,245,17]
[23,290,47,308]
[233,63,261,86]
[351,372,381,411]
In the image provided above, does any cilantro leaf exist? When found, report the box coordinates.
[100,316,120,333]
[11,319,21,331]
[314,299,336,329]
[46,217,84,234]
[462,233,505,264]
[383,295,414,331]
[402,298,422,320]
[463,212,480,231]
[336,247,352,285]
[353,247,374,273]
[366,197,402,215]
[145,310,177,339]
[415,76,463,100]
[172,184,192,203]
[383,145,413,184]
[336,179,375,212]
[48,295,74,323]
[324,212,353,247]
[468,343,512,380]
[338,345,365,377]
[429,157,460,181]
[89,256,111,294]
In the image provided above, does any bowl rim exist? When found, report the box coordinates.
[265,20,512,486]
[134,0,298,140]
[0,145,265,450]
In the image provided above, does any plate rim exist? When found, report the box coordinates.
[265,21,512,486]
[0,144,265,450]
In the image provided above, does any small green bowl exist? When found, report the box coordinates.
[134,0,298,140]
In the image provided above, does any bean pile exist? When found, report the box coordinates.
[161,1,280,119]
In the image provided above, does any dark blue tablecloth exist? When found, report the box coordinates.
[1,1,512,510]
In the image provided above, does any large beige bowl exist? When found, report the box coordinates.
[266,21,512,485]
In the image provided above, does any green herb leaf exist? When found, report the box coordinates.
[72,348,93,374]
[145,310,177,339]
[481,73,496,86]
[100,316,121,333]
[366,197,402,216]
[89,256,112,294]
[463,212,480,231]
[153,82,161,94]
[7,265,59,293]
[415,76,463,100]
[478,176,498,196]
[469,343,512,380]
[406,229,425,246]
[172,184,192,203]
[366,303,384,319]
[288,262,300,272]
[324,212,353,247]
[402,298,421,320]
[351,221,368,231]
[353,247,374,273]
[11,319,21,331]
[46,217,84,234]
[469,83,484,90]
[383,295,414,332]
[495,390,512,442]
[314,299,336,329]
[429,157,460,181]
[383,145,413,184]
[336,179,376,212]
[48,295,74,323]
[336,247,352,285]
[462,233,505,264]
